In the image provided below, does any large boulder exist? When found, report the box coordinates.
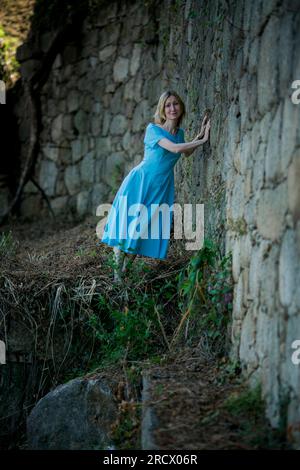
[27,377,117,450]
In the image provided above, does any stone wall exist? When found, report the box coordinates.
[7,0,300,446]
[13,0,165,219]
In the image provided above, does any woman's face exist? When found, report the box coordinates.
[164,95,181,121]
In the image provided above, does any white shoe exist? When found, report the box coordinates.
[113,269,122,284]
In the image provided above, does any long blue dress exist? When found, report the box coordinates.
[100,122,185,259]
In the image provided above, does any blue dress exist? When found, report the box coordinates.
[100,123,185,259]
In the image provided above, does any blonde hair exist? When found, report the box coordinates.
[153,90,186,129]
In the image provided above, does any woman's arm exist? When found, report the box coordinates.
[184,118,210,157]
[157,120,210,155]
[157,136,208,154]
[183,137,200,157]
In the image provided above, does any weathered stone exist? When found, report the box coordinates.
[279,229,299,308]
[110,114,127,135]
[62,114,75,139]
[101,113,112,136]
[53,53,62,69]
[232,272,244,320]
[95,136,111,156]
[239,74,250,131]
[104,152,125,185]
[74,109,88,135]
[240,132,252,175]
[27,377,117,450]
[248,36,259,74]
[113,57,129,82]
[51,196,69,215]
[232,239,241,283]
[91,114,102,137]
[64,165,81,195]
[51,114,63,144]
[259,110,272,144]
[240,233,252,269]
[281,97,298,169]
[288,151,300,224]
[80,151,95,185]
[132,100,148,132]
[257,17,279,115]
[239,307,258,369]
[257,182,287,241]
[259,243,279,306]
[81,95,93,113]
[91,183,110,211]
[231,174,245,219]
[248,242,262,299]
[89,57,98,69]
[77,191,90,216]
[278,13,293,95]
[130,43,142,76]
[38,160,58,197]
[265,103,283,183]
[252,141,266,192]
[99,45,117,62]
[42,145,59,162]
[110,86,124,115]
[67,89,80,113]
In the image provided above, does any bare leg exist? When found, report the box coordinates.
[122,252,137,273]
[113,247,126,283]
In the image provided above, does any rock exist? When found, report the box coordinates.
[64,165,81,195]
[141,374,160,450]
[113,57,129,82]
[74,110,88,135]
[51,114,63,144]
[27,377,117,450]
[110,115,127,135]
[99,45,117,62]
[288,151,300,224]
[279,229,299,308]
[130,44,142,76]
[256,182,287,241]
[265,103,283,183]
[67,89,80,113]
[77,191,90,216]
[38,160,58,197]
[80,151,95,185]
[257,16,279,115]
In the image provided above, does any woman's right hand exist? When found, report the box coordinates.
[202,119,211,142]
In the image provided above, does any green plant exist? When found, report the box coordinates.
[223,384,288,448]
[0,25,20,84]
[110,401,142,450]
[0,230,18,258]
[171,238,233,355]
[224,384,264,417]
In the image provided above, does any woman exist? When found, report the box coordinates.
[101,90,211,282]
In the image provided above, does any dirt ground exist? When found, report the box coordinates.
[0,213,186,280]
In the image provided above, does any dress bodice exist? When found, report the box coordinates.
[142,123,185,174]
